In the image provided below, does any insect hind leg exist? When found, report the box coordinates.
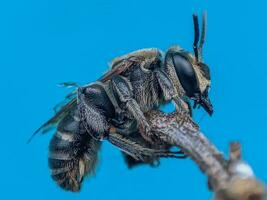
[77,83,115,140]
[108,130,186,163]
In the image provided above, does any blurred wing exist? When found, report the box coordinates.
[99,56,143,82]
[99,48,162,82]
[53,90,77,113]
[27,94,77,143]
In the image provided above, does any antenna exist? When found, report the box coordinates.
[199,11,207,62]
[192,12,207,62]
[193,14,200,62]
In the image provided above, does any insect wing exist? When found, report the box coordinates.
[99,57,140,82]
[28,97,77,143]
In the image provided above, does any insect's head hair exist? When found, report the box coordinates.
[165,12,213,115]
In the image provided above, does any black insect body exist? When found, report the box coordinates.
[49,109,100,191]
[31,13,213,192]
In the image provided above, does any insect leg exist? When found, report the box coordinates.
[110,75,154,142]
[122,151,187,169]
[154,68,191,114]
[108,130,186,162]
[77,84,114,140]
[111,118,138,136]
[109,117,188,165]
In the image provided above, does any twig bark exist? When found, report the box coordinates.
[145,110,266,200]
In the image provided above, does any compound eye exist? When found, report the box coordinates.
[172,53,200,97]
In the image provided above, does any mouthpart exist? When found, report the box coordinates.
[193,95,213,116]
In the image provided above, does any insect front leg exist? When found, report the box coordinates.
[154,68,191,115]
[110,75,155,143]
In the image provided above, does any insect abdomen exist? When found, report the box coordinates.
[48,110,100,192]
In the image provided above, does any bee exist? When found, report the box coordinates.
[29,12,213,192]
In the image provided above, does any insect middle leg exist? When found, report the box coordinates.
[109,75,154,142]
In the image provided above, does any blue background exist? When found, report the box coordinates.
[1,0,267,199]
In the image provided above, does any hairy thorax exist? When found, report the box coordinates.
[124,64,164,113]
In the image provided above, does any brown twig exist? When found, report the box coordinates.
[145,110,266,200]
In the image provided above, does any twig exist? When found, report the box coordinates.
[145,110,266,200]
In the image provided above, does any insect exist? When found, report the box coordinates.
[29,12,213,192]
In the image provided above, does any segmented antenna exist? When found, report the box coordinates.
[199,11,207,61]
[193,14,200,62]
[192,11,207,62]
